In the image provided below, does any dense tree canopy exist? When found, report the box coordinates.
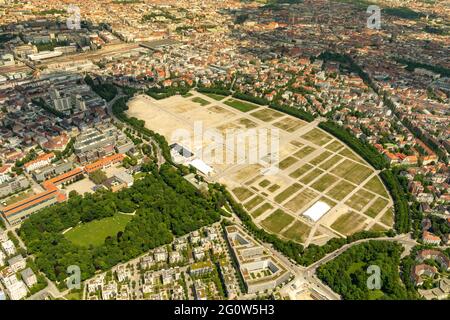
[19,164,220,284]
[317,241,418,300]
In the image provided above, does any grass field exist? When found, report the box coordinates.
[293,145,316,159]
[251,202,273,218]
[272,117,305,132]
[369,223,388,232]
[310,173,339,192]
[363,176,389,198]
[65,214,133,247]
[258,179,271,188]
[285,188,318,212]
[289,163,313,179]
[301,128,333,146]
[224,98,259,112]
[268,184,281,193]
[278,156,298,170]
[191,97,211,106]
[380,209,394,226]
[325,140,344,152]
[250,108,283,122]
[331,160,373,185]
[282,220,311,243]
[309,151,333,166]
[345,189,376,211]
[244,195,265,211]
[299,168,324,185]
[364,197,389,218]
[331,211,367,236]
[319,154,343,170]
[318,196,337,208]
[232,187,254,201]
[327,180,356,201]
[204,93,228,101]
[261,209,294,234]
[274,183,302,203]
[339,148,363,163]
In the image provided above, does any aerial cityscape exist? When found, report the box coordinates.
[0,0,448,303]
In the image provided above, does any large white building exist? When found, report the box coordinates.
[28,50,63,61]
[302,201,331,222]
[5,280,28,300]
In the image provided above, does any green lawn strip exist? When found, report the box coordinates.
[244,195,265,211]
[325,140,344,152]
[369,223,388,232]
[232,187,254,201]
[363,198,389,218]
[204,93,227,101]
[327,180,356,201]
[331,160,373,185]
[191,97,211,106]
[309,151,333,166]
[380,208,394,227]
[261,209,294,234]
[250,202,274,218]
[363,176,389,198]
[345,189,376,211]
[282,220,311,243]
[339,148,364,163]
[293,145,316,159]
[299,168,324,185]
[301,128,333,146]
[285,188,318,213]
[290,140,304,148]
[224,98,260,112]
[249,108,284,122]
[258,179,271,188]
[331,211,366,236]
[278,156,298,170]
[319,154,343,171]
[274,183,302,204]
[310,173,339,193]
[289,163,313,179]
[268,184,281,193]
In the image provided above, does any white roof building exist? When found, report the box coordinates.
[302,201,331,222]
[189,159,214,176]
[6,280,28,300]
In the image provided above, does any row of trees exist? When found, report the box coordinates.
[146,84,192,100]
[19,164,221,284]
[379,170,410,234]
[232,92,268,106]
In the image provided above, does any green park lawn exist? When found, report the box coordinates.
[65,214,133,247]
[204,93,228,101]
[224,98,259,112]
